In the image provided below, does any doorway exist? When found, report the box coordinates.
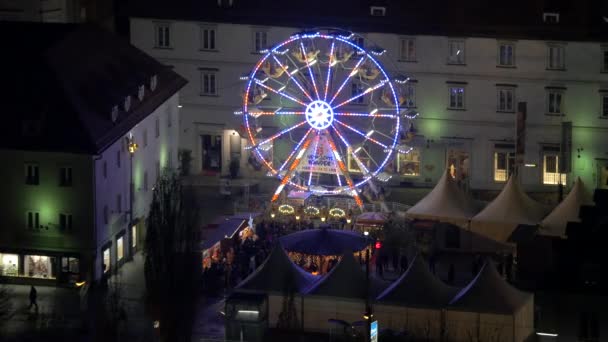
[201,134,222,175]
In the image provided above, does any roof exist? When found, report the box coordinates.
[406,169,479,224]
[449,259,532,315]
[279,228,372,256]
[128,0,608,42]
[201,217,247,250]
[540,177,593,238]
[377,254,459,308]
[236,243,318,293]
[356,212,387,224]
[305,252,389,299]
[0,22,186,154]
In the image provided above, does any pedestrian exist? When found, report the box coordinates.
[29,285,38,312]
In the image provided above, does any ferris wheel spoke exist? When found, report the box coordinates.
[249,110,305,116]
[253,78,307,106]
[271,55,314,102]
[331,124,371,174]
[328,55,366,105]
[256,121,307,148]
[334,111,397,118]
[325,134,363,207]
[277,128,314,173]
[334,119,388,149]
[271,136,314,202]
[323,40,336,101]
[299,41,321,100]
[307,133,321,186]
[332,79,389,110]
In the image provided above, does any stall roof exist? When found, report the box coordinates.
[377,254,459,308]
[200,218,247,251]
[540,177,593,238]
[279,228,372,256]
[305,252,388,299]
[236,244,318,293]
[449,260,532,315]
[356,212,387,225]
[406,169,479,224]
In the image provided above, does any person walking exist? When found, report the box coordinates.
[28,286,38,312]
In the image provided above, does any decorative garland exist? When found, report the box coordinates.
[304,206,320,216]
[329,208,346,218]
[278,204,295,215]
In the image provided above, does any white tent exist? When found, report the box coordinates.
[471,175,548,242]
[446,260,534,342]
[540,177,593,238]
[406,169,478,227]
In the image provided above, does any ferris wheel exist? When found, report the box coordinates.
[242,30,416,206]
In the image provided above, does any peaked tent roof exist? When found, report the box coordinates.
[540,177,593,238]
[377,254,459,308]
[279,228,371,255]
[406,169,479,226]
[236,244,318,293]
[449,260,532,315]
[471,175,548,242]
[305,252,388,299]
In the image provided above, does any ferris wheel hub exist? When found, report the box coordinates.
[305,100,334,130]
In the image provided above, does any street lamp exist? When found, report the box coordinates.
[270,213,275,219]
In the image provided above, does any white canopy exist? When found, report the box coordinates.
[406,169,478,227]
[471,175,548,242]
[540,177,592,238]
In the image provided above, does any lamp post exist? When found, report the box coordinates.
[127,135,138,225]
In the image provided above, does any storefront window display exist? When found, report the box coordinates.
[24,255,56,279]
[0,253,19,277]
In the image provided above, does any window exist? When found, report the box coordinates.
[102,161,107,179]
[0,253,19,276]
[547,90,564,115]
[102,247,110,273]
[200,71,217,96]
[155,23,171,48]
[397,148,421,176]
[405,84,416,107]
[547,44,565,70]
[602,47,608,72]
[494,151,515,182]
[155,117,160,138]
[201,27,216,50]
[143,171,148,191]
[116,194,122,213]
[351,82,365,104]
[59,166,72,186]
[347,147,371,173]
[131,225,137,248]
[138,85,145,101]
[543,154,567,185]
[399,38,416,62]
[26,211,40,229]
[448,86,465,109]
[448,40,465,64]
[24,255,55,279]
[253,30,268,53]
[579,312,599,342]
[497,87,515,112]
[124,95,131,112]
[116,236,124,261]
[498,42,515,66]
[543,12,560,23]
[143,129,148,147]
[61,257,79,274]
[25,163,39,185]
[59,213,73,231]
[103,205,109,224]
[116,150,121,168]
[602,94,608,117]
[370,6,386,16]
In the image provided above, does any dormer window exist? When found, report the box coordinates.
[217,0,233,7]
[124,96,131,112]
[111,105,118,122]
[543,12,560,23]
[370,6,386,16]
[138,85,145,101]
[150,75,158,91]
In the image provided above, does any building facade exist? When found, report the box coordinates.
[0,22,185,285]
[129,1,608,196]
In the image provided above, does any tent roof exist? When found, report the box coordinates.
[305,253,388,299]
[356,212,388,224]
[377,254,459,307]
[541,177,593,238]
[406,169,478,221]
[279,228,372,256]
[449,260,532,314]
[236,244,318,293]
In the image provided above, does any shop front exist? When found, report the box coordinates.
[0,251,81,285]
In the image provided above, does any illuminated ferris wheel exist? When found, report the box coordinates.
[242,30,416,206]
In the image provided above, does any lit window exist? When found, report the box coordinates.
[350,82,365,104]
[497,87,515,112]
[24,255,55,279]
[201,27,216,50]
[102,247,110,273]
[400,38,416,61]
[25,163,39,185]
[448,86,465,109]
[200,71,217,96]
[117,236,124,261]
[59,213,73,231]
[498,42,515,66]
[347,147,371,173]
[131,225,137,248]
[253,31,268,53]
[0,253,19,277]
[155,23,171,48]
[448,40,465,64]
[397,148,421,176]
[59,166,72,186]
[547,90,564,114]
[547,44,565,70]
[494,151,515,182]
[601,94,608,117]
[26,211,40,229]
[543,154,567,185]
